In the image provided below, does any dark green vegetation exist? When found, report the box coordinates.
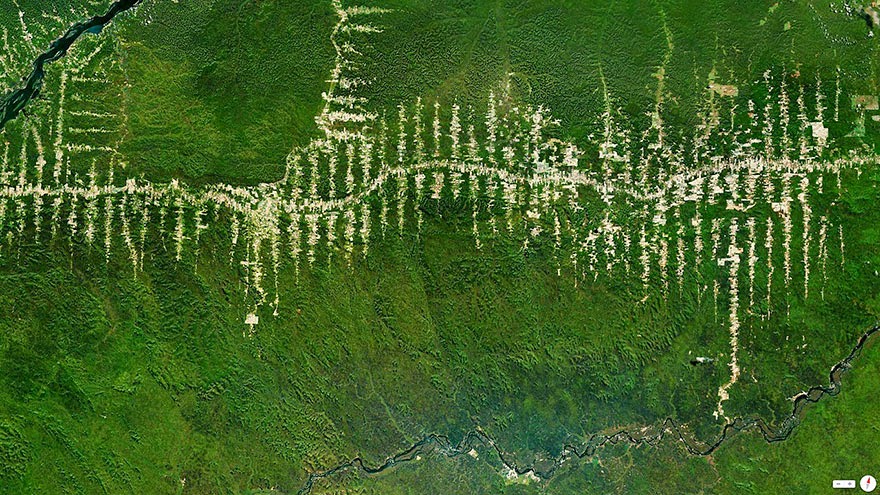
[118,0,336,183]
[0,0,879,494]
[357,0,880,152]
[308,334,880,494]
[0,0,141,128]
[0,1,112,89]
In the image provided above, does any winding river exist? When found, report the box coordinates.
[297,325,880,494]
[0,0,143,129]
[1,2,877,493]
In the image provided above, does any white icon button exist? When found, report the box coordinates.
[862,475,877,492]
[835,479,856,488]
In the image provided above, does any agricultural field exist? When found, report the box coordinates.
[0,0,879,494]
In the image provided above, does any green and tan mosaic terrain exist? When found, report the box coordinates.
[1,1,879,493]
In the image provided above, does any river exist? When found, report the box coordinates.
[0,0,143,129]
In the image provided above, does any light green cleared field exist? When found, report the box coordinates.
[0,1,878,494]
